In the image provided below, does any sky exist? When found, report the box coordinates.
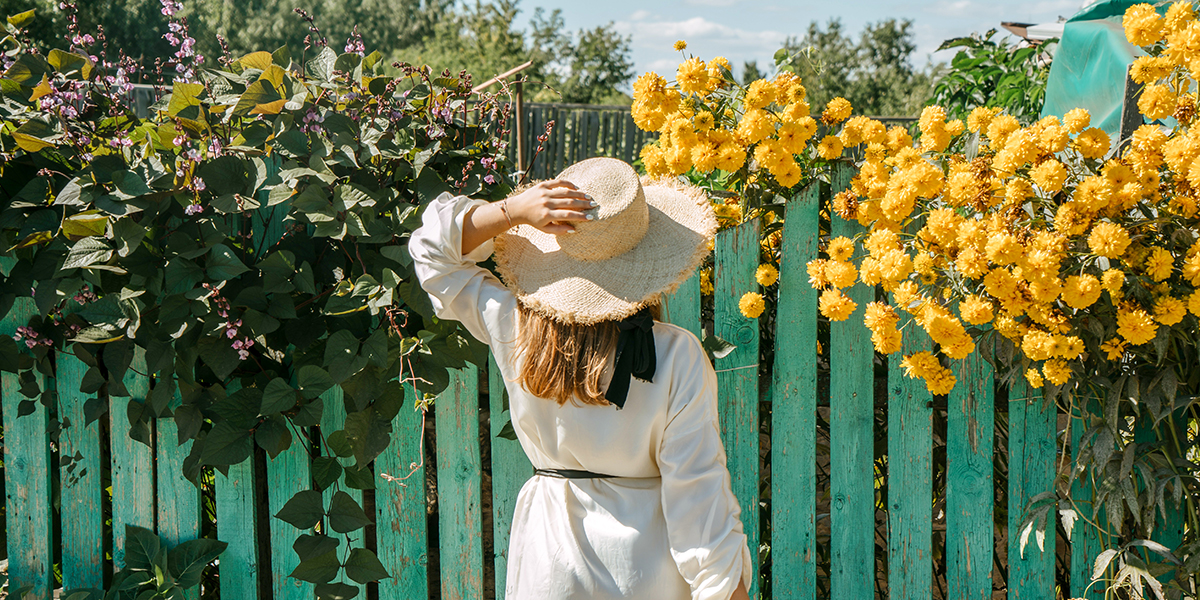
[517,0,1090,81]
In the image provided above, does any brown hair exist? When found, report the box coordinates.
[514,302,661,406]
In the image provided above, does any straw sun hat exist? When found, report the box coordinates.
[493,157,717,325]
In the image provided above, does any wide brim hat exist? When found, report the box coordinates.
[493,157,717,325]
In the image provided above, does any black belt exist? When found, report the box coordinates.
[534,468,614,479]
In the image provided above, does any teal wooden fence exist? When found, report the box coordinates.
[0,164,1180,600]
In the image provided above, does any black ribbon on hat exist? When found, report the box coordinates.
[606,307,657,409]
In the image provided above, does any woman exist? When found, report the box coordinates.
[410,157,753,600]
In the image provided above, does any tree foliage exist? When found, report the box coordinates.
[775,18,938,117]
[929,29,1055,125]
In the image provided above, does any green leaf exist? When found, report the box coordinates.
[343,407,391,466]
[124,525,162,571]
[63,237,113,270]
[111,171,152,199]
[297,365,335,399]
[293,534,339,562]
[306,47,337,81]
[61,211,108,241]
[289,549,340,584]
[199,421,253,467]
[327,491,372,533]
[166,537,227,588]
[233,79,284,117]
[206,244,249,281]
[274,490,325,530]
[496,420,517,441]
[255,415,292,458]
[343,548,389,584]
[261,377,299,414]
[7,8,35,27]
[314,582,359,600]
[325,429,353,458]
[167,81,205,121]
[311,456,343,491]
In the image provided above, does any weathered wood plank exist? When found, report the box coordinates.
[586,111,600,159]
[1007,379,1056,599]
[1069,398,1104,599]
[58,349,104,590]
[663,273,701,339]
[555,107,569,174]
[947,351,995,600]
[267,423,313,600]
[827,163,874,600]
[488,355,531,597]
[1,298,53,596]
[156,385,201,600]
[112,347,155,568]
[714,218,761,598]
[770,185,820,599]
[623,112,636,163]
[377,379,430,600]
[436,365,484,600]
[321,385,365,595]
[215,458,260,599]
[886,321,933,600]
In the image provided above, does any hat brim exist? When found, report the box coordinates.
[493,177,717,325]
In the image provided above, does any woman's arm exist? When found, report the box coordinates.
[731,581,750,600]
[461,179,594,254]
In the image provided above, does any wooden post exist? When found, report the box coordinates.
[514,81,526,174]
[1117,66,1144,153]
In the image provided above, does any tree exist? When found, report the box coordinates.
[777,18,936,117]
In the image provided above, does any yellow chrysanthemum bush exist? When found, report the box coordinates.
[632,45,909,321]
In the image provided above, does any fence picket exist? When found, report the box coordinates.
[436,365,484,600]
[623,113,636,163]
[1,298,52,597]
[216,458,260,599]
[663,274,701,339]
[1007,379,1056,598]
[267,429,314,600]
[770,185,820,599]
[376,388,430,600]
[1070,399,1105,599]
[828,163,875,600]
[112,347,155,568]
[947,351,996,600]
[58,350,104,590]
[887,323,933,600]
[156,388,201,600]
[489,356,532,597]
[714,218,762,598]
[321,385,366,595]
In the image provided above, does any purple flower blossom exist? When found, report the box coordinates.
[484,174,496,185]
[184,203,204,215]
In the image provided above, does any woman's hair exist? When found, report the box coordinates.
[514,302,661,406]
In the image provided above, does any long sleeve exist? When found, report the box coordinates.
[409,192,516,346]
[657,335,753,600]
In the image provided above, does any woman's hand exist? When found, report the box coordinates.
[505,179,595,235]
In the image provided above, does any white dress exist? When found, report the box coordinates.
[410,193,753,600]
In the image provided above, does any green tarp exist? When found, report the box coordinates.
[1041,0,1153,139]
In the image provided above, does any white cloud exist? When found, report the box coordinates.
[683,0,743,6]
[615,16,787,77]
[629,9,651,21]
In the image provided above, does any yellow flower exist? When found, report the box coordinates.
[1063,108,1091,133]
[817,135,844,160]
[694,111,715,131]
[1165,1,1195,32]
[1043,359,1072,386]
[827,236,855,262]
[700,267,713,295]
[1116,305,1158,345]
[1025,368,1045,388]
[676,58,709,95]
[1087,222,1132,258]
[1022,329,1058,361]
[1154,295,1187,325]
[1188,289,1200,316]
[1101,337,1127,360]
[756,263,779,286]
[960,295,995,324]
[640,144,669,178]
[819,288,858,321]
[736,109,774,144]
[899,351,957,394]
[1031,159,1068,193]
[822,97,852,124]
[1102,268,1126,293]
[986,114,1020,149]
[864,301,900,332]
[1124,3,1164,46]
[1130,56,1174,85]
[966,107,1000,133]
[1144,247,1174,281]
[807,258,829,289]
[1062,274,1102,310]
[1138,84,1177,120]
[739,291,766,319]
[744,79,777,110]
[772,159,804,188]
[1075,128,1111,160]
[824,260,858,289]
[871,328,903,354]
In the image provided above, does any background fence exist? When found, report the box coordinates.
[3,160,1185,599]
